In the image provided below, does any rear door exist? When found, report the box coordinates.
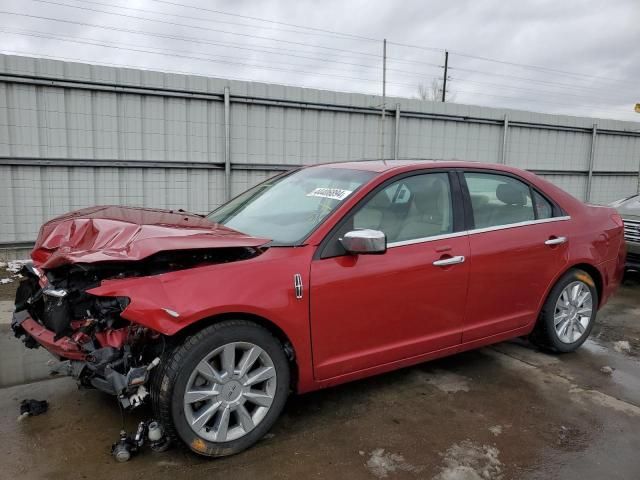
[460,170,570,342]
[310,171,470,380]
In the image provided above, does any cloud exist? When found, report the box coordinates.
[1,0,638,121]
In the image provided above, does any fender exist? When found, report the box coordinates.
[88,245,317,392]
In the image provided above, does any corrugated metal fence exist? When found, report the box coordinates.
[1,53,639,258]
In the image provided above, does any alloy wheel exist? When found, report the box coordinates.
[554,281,593,344]
[183,342,277,442]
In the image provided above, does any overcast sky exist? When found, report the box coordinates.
[1,0,639,121]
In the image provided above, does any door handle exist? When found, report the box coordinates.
[433,255,465,267]
[544,236,567,246]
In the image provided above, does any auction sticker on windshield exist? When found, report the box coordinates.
[306,188,353,201]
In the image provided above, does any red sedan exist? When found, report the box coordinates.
[12,160,625,458]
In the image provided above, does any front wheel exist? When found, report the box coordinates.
[530,268,598,352]
[152,320,290,457]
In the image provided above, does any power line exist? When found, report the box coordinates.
[5,6,381,58]
[450,77,633,104]
[450,51,636,87]
[381,42,635,87]
[0,26,440,80]
[35,0,632,88]
[387,41,443,53]
[0,10,387,62]
[53,0,370,42]
[74,0,630,90]
[145,0,379,42]
[30,1,383,59]
[449,66,625,94]
[0,8,439,71]
[0,29,423,88]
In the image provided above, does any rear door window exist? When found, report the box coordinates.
[533,190,553,220]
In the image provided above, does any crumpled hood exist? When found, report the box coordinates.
[32,205,269,269]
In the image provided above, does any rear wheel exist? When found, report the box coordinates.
[530,268,598,352]
[152,320,290,457]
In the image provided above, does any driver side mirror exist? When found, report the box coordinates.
[339,229,387,255]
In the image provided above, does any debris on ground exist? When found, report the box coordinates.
[0,278,14,284]
[489,425,503,436]
[600,366,615,375]
[111,420,170,462]
[18,399,49,420]
[613,341,632,354]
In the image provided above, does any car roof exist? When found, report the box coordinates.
[318,159,502,173]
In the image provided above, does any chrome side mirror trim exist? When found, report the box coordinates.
[340,229,387,255]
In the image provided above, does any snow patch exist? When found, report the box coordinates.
[600,366,614,375]
[6,259,30,274]
[365,448,422,478]
[488,425,503,436]
[426,370,471,393]
[613,341,631,354]
[435,441,503,480]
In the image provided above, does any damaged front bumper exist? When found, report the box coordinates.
[13,310,88,360]
[11,265,163,410]
[13,310,160,409]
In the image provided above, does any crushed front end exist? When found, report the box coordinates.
[12,262,164,409]
[10,205,269,412]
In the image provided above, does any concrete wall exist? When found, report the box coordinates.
[1,53,639,258]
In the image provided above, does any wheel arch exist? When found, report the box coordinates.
[565,262,603,307]
[530,261,604,333]
[169,311,300,393]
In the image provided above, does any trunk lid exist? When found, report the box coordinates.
[32,205,269,269]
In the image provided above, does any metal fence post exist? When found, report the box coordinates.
[394,104,400,160]
[637,154,640,194]
[224,86,231,201]
[586,123,597,202]
[500,114,509,164]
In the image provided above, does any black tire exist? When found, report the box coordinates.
[151,320,290,457]
[530,268,598,352]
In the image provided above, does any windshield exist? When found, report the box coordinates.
[208,167,375,245]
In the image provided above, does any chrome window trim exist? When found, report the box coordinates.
[387,216,571,249]
[388,230,468,248]
[467,215,571,236]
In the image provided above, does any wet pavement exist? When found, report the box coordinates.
[1,274,639,480]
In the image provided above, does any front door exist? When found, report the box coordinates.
[310,171,470,380]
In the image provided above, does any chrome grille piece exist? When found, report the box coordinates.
[623,219,640,243]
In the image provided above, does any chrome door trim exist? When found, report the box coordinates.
[387,216,571,249]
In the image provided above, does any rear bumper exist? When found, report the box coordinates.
[11,310,86,360]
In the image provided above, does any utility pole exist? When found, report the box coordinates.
[382,38,387,116]
[442,50,449,102]
[380,38,387,158]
